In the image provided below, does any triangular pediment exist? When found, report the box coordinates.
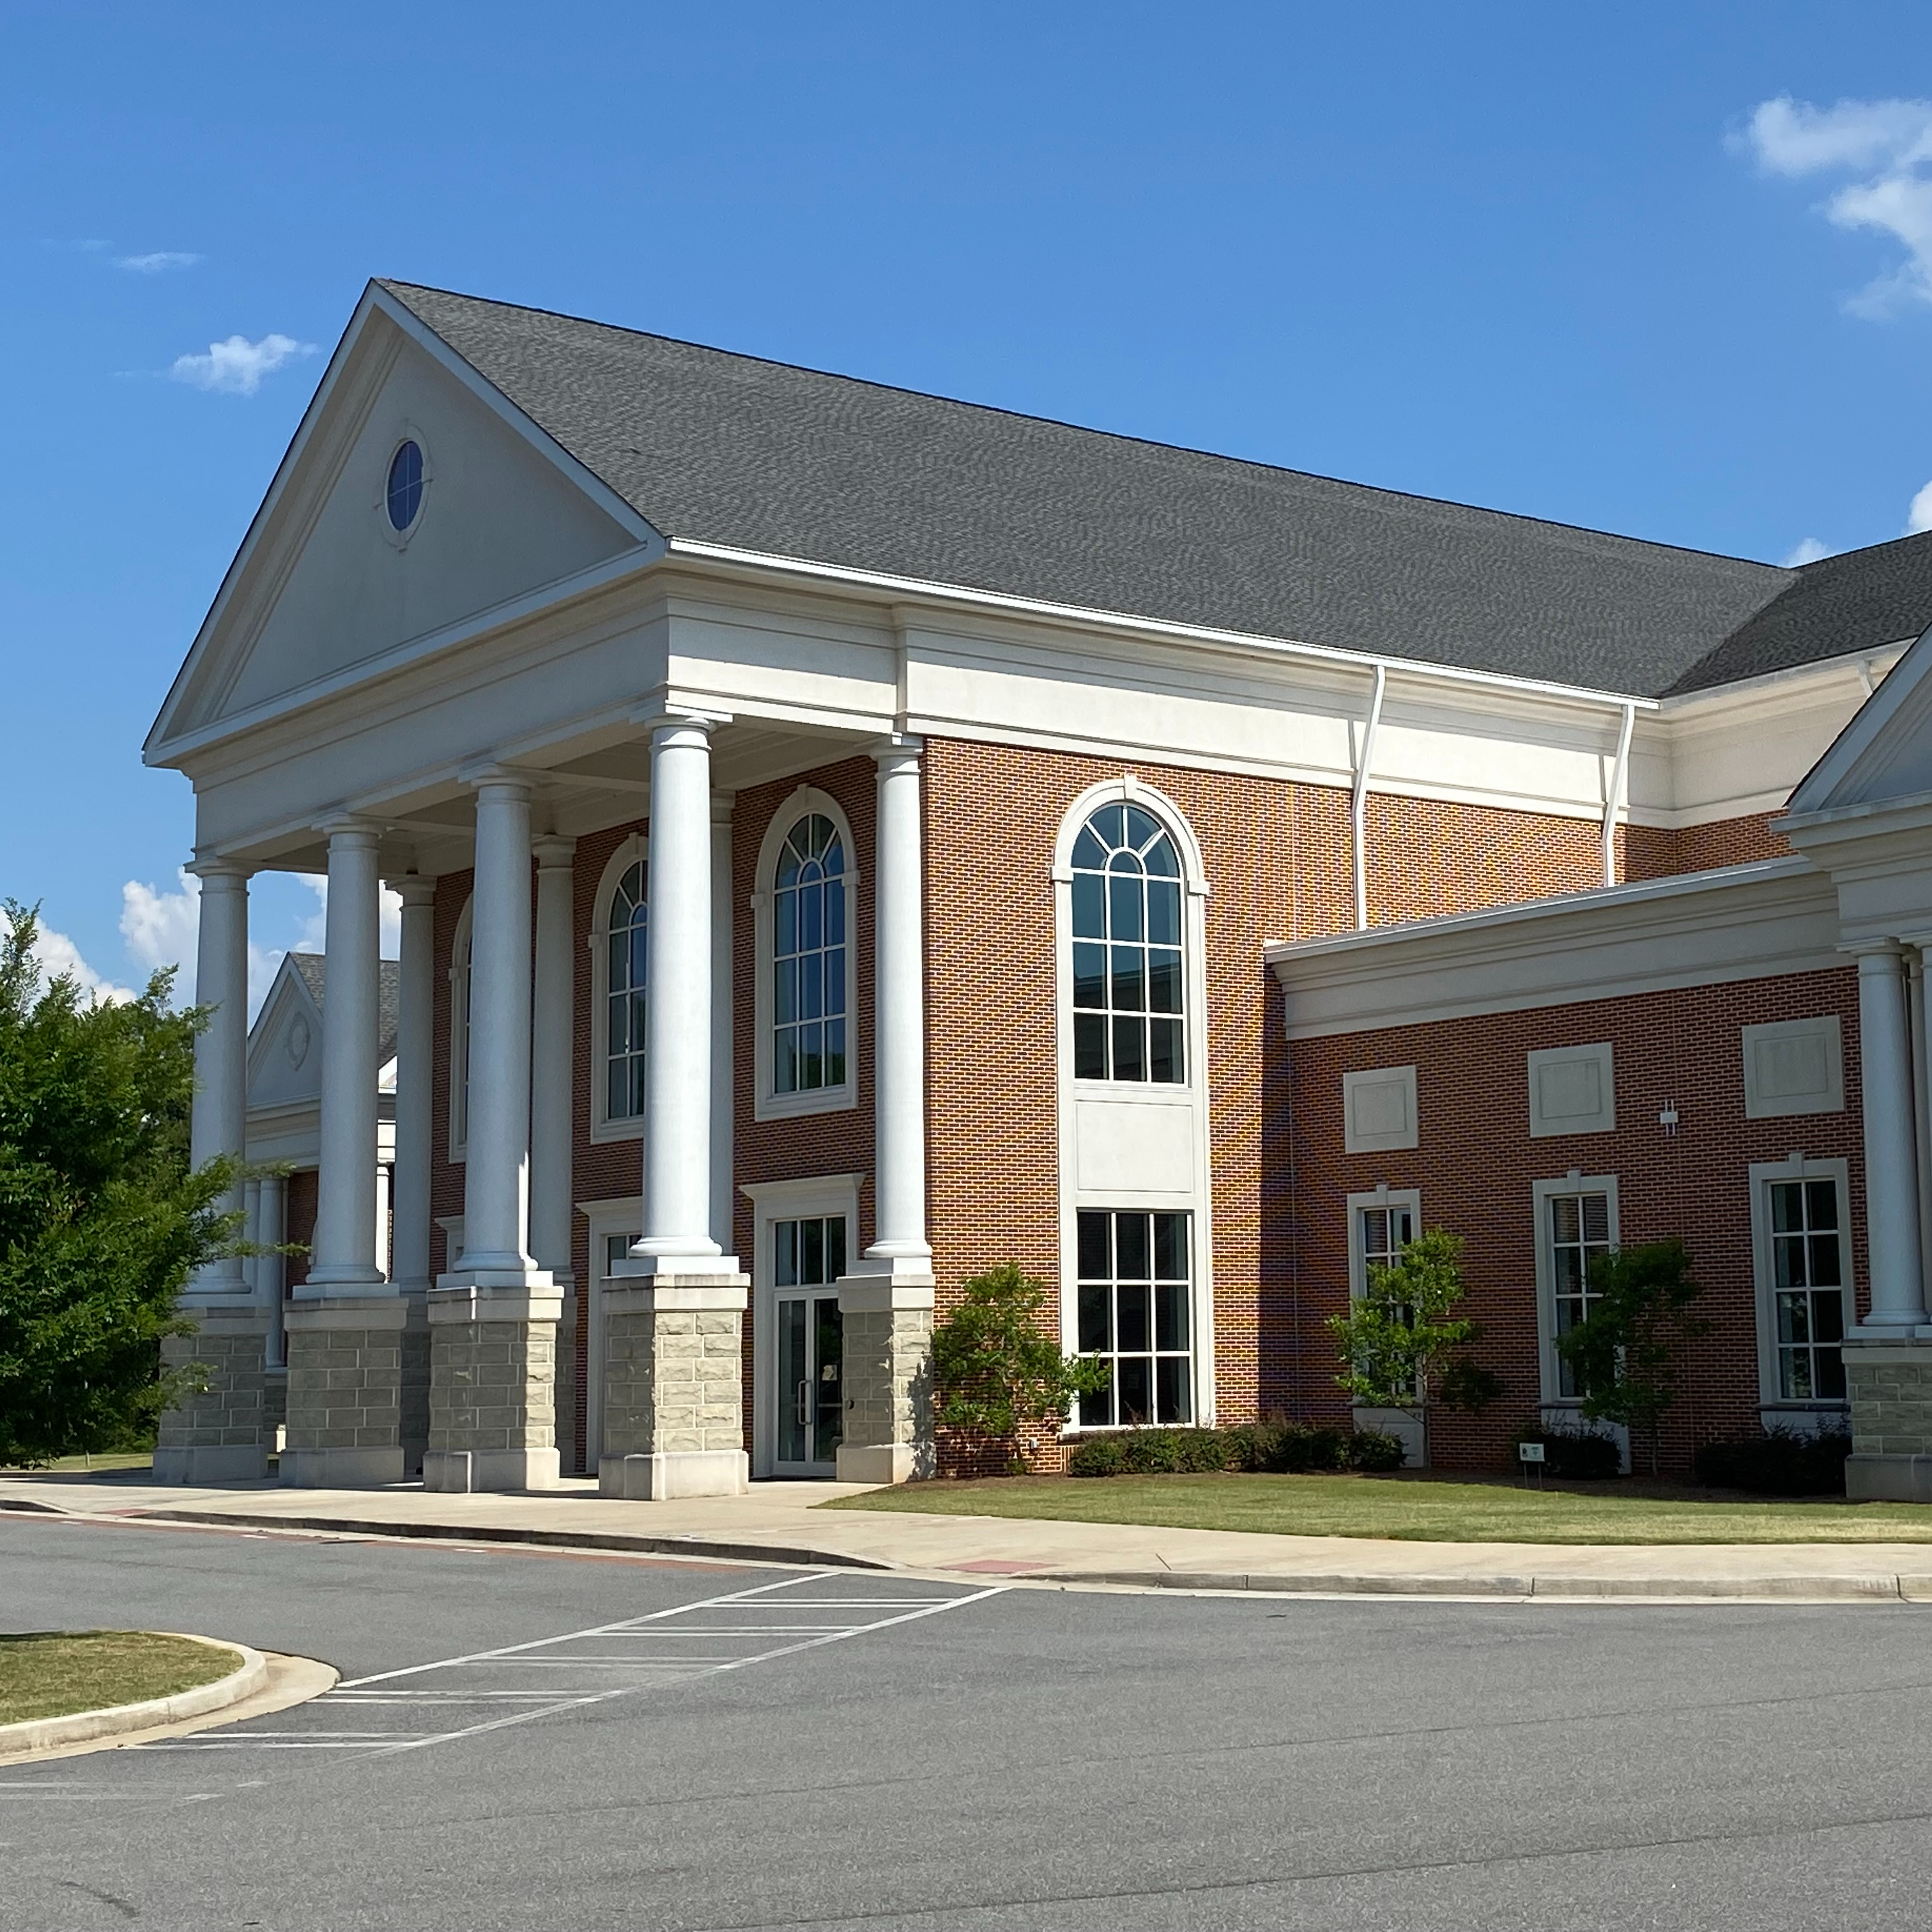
[245,955,325,1111]
[150,285,661,755]
[1786,622,1932,817]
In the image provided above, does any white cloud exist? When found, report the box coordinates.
[1908,481,1932,536]
[1,905,136,1005]
[1739,95,1932,314]
[117,250,202,273]
[1780,537,1832,567]
[168,332,315,396]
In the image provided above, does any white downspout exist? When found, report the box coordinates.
[1352,663,1386,931]
[1601,701,1636,888]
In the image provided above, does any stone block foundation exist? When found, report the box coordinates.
[424,1284,562,1492]
[280,1298,408,1487]
[600,1275,750,1498]
[1846,1338,1932,1500]
[835,1280,935,1485]
[154,1304,271,1483]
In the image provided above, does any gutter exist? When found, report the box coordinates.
[1351,663,1386,930]
[1601,700,1636,887]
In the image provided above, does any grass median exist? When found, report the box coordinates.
[821,1471,1932,1544]
[0,1632,238,1726]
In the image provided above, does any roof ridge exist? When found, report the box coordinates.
[377,279,1791,581]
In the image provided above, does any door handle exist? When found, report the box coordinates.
[797,1381,811,1427]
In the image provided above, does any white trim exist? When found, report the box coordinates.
[1531,1172,1620,1407]
[666,537,1664,712]
[1749,1156,1854,1418]
[1526,1042,1616,1138]
[740,1173,862,1479]
[1742,1015,1846,1119]
[751,787,861,1122]
[1269,856,1840,1040]
[1342,1065,1418,1154]
[577,1193,644,1465]
[1052,776,1216,1428]
[446,894,473,1163]
[1345,1186,1422,1301]
[588,831,650,1144]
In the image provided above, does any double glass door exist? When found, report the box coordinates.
[774,1215,845,1476]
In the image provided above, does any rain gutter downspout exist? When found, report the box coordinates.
[1352,663,1386,931]
[1602,700,1636,888]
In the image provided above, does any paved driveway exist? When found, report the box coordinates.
[3,1510,1927,1930]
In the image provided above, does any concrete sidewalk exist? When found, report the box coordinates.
[8,1470,1932,1602]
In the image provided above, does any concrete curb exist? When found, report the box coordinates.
[0,1634,266,1759]
[126,1506,893,1573]
[1045,1569,1932,1600]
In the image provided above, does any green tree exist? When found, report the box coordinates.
[0,903,237,1466]
[1326,1228,1478,1461]
[931,1262,1111,1473]
[1556,1238,1707,1475]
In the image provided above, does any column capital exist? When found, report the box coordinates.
[533,833,578,869]
[459,761,534,798]
[870,734,925,772]
[1843,937,1910,966]
[392,873,438,908]
[185,854,251,884]
[710,792,736,825]
[316,813,385,847]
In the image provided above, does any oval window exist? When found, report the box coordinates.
[385,440,424,532]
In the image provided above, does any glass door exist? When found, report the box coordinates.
[773,1215,846,1476]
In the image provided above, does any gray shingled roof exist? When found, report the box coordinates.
[380,280,1932,699]
[287,953,401,1063]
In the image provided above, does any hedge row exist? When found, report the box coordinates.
[1509,1424,1624,1481]
[1066,1421,1407,1478]
[1693,1429,1851,1496]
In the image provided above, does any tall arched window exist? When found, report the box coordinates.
[774,813,847,1094]
[1070,802,1184,1083]
[605,859,648,1121]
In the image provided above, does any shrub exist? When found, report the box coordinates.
[1229,1418,1354,1473]
[1694,1429,1851,1496]
[1511,1423,1623,1480]
[1347,1429,1407,1472]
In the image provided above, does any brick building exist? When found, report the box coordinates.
[148,281,1932,1500]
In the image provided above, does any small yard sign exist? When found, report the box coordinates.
[1517,1441,1546,1464]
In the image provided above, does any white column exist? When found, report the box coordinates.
[304,821,386,1293]
[454,775,541,1281]
[709,796,735,1254]
[1854,940,1930,1330]
[389,877,437,1294]
[631,719,733,1273]
[257,1170,287,1365]
[185,862,250,1297]
[530,835,578,1278]
[864,741,932,1271]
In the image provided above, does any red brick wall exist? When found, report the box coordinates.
[1278,967,1862,1471]
[284,1168,318,1291]
[1625,811,1791,881]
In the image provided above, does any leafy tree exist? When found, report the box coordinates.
[1556,1238,1708,1475]
[931,1262,1111,1473]
[0,903,236,1466]
[1326,1228,1477,1460]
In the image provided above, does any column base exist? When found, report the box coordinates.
[152,1443,270,1485]
[423,1448,562,1494]
[835,1445,919,1485]
[599,1450,749,1499]
[280,1446,405,1488]
[836,1270,935,1485]
[1846,1453,1932,1501]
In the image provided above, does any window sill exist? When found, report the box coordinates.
[588,1117,646,1147]
[753,1085,859,1123]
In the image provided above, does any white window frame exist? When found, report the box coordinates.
[588,832,650,1144]
[1346,1186,1423,1300]
[1053,776,1216,1429]
[1343,1066,1419,1154]
[1749,1155,1853,1420]
[751,788,861,1122]
[740,1172,862,1478]
[446,895,473,1163]
[1532,1172,1620,1407]
[578,1194,643,1467]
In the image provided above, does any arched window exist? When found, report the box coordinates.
[1070,802,1184,1084]
[605,859,648,1121]
[774,813,847,1094]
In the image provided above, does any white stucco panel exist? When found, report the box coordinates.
[1074,1098,1197,1197]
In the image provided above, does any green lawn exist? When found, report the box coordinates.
[821,1471,1932,1545]
[0,1452,153,1475]
[0,1632,239,1726]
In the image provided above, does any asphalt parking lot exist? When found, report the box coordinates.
[4,1509,1928,1931]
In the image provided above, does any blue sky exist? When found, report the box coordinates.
[4,1,1931,1007]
